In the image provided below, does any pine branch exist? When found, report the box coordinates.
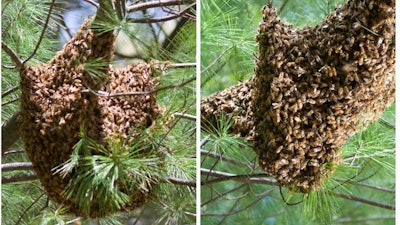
[333,178,395,194]
[22,0,56,64]
[173,112,196,121]
[334,215,395,223]
[1,41,23,69]
[163,177,196,187]
[2,173,38,184]
[127,0,195,12]
[2,162,33,172]
[2,85,19,98]
[201,168,278,186]
[201,188,274,217]
[332,192,395,210]
[129,3,195,23]
[201,149,251,168]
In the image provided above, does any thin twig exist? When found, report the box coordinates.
[2,162,33,172]
[2,98,19,106]
[201,169,278,186]
[378,118,395,129]
[202,183,247,206]
[129,3,195,23]
[15,193,46,225]
[83,0,99,8]
[167,62,197,68]
[333,178,394,193]
[2,173,38,184]
[127,0,194,12]
[163,177,196,187]
[202,188,274,216]
[1,42,23,69]
[201,149,251,168]
[173,112,196,121]
[332,192,394,210]
[334,215,395,223]
[2,85,19,98]
[22,0,56,64]
[2,150,25,156]
[201,45,234,73]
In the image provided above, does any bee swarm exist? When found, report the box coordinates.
[201,80,254,139]
[19,18,160,217]
[201,0,395,192]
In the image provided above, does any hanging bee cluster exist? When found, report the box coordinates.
[252,0,395,192]
[19,18,160,217]
[201,80,254,139]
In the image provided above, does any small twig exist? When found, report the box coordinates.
[173,112,196,121]
[167,62,197,68]
[22,0,56,64]
[333,178,394,193]
[378,118,395,129]
[163,177,196,187]
[129,3,195,23]
[202,188,274,216]
[202,183,247,206]
[332,192,394,210]
[2,98,19,106]
[127,0,194,12]
[1,42,23,69]
[15,193,46,225]
[201,169,278,186]
[2,150,25,156]
[2,173,38,184]
[83,0,99,8]
[334,215,395,223]
[201,149,251,168]
[2,162,33,172]
[201,45,235,73]
[2,85,19,98]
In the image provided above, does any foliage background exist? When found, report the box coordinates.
[201,0,395,224]
[2,0,196,224]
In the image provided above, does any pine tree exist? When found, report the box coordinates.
[2,0,196,224]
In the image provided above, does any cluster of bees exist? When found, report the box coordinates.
[252,0,394,192]
[201,80,254,139]
[19,18,160,217]
[201,0,394,192]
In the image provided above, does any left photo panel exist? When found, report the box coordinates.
[2,0,196,224]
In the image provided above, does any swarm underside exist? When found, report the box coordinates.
[19,19,160,217]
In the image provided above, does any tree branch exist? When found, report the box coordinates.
[163,177,196,187]
[173,112,196,121]
[22,0,56,64]
[201,188,275,216]
[2,162,33,172]
[1,41,23,69]
[332,192,395,210]
[127,0,195,12]
[129,3,195,23]
[2,85,19,98]
[201,168,279,186]
[2,173,38,184]
[201,149,252,168]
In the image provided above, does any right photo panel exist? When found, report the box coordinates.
[200,0,395,224]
